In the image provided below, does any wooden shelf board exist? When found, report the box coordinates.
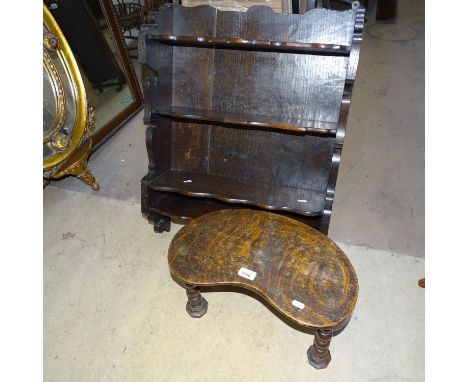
[149,34,351,56]
[150,193,236,222]
[149,192,323,230]
[155,106,337,135]
[149,170,325,216]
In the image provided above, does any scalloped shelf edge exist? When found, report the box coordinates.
[149,184,324,217]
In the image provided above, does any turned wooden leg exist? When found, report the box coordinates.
[307,329,332,369]
[185,285,208,318]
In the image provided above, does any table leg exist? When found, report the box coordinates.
[307,329,332,369]
[185,285,208,318]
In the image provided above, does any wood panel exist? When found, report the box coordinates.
[212,50,347,123]
[215,5,355,45]
[140,4,365,234]
[207,126,334,192]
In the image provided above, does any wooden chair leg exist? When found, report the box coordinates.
[307,329,332,369]
[185,285,208,318]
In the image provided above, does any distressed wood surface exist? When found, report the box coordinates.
[168,209,358,329]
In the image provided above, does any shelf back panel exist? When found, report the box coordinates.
[167,46,348,124]
[210,49,347,124]
[170,122,334,193]
[152,4,355,46]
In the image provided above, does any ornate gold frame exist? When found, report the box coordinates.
[43,4,99,190]
[43,4,87,170]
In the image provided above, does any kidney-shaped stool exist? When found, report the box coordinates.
[167,209,358,369]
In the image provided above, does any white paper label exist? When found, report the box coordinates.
[292,300,305,310]
[238,267,257,281]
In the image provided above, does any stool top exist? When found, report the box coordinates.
[168,209,358,329]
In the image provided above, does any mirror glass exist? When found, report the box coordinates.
[45,0,137,136]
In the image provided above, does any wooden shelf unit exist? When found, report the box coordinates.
[140,4,365,234]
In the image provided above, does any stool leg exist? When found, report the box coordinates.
[185,285,208,318]
[307,329,332,369]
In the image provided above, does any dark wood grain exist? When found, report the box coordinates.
[156,106,338,134]
[210,50,347,128]
[206,126,334,192]
[148,193,234,222]
[168,209,358,330]
[150,170,325,216]
[140,4,365,235]
[150,5,356,45]
[148,34,351,55]
[148,192,324,230]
